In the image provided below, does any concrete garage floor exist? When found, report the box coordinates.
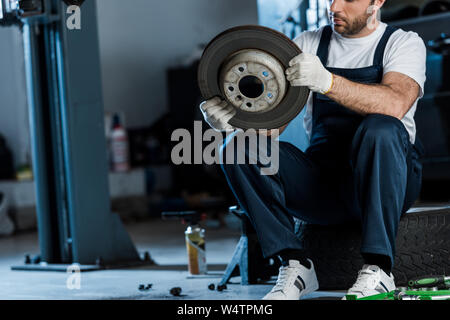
[0,218,345,300]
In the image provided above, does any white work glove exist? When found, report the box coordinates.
[285,53,334,94]
[199,97,237,132]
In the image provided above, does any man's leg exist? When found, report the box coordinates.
[220,131,358,300]
[220,131,354,260]
[350,114,413,272]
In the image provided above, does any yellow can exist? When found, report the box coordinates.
[185,225,207,275]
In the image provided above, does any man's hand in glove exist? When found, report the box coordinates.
[199,97,237,132]
[285,53,334,94]
[200,97,286,136]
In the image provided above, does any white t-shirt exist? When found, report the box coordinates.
[292,22,427,144]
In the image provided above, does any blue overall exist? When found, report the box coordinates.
[220,25,423,268]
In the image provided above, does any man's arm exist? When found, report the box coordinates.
[326,71,421,120]
[286,52,424,120]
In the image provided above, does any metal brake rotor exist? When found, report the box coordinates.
[198,25,310,130]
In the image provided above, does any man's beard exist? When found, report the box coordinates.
[332,12,372,36]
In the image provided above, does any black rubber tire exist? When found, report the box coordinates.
[198,25,310,130]
[295,208,450,290]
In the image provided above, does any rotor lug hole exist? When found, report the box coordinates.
[238,67,245,72]
[228,86,234,92]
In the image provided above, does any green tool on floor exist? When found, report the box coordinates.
[346,275,450,300]
[346,289,450,300]
[408,276,450,290]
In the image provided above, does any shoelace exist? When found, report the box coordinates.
[271,266,292,292]
[350,269,379,292]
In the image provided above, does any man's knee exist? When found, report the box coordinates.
[220,131,271,161]
[219,131,247,165]
[356,114,408,146]
[219,130,279,175]
[219,131,255,174]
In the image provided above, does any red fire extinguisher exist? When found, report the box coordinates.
[111,114,130,172]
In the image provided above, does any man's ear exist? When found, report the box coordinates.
[375,0,386,9]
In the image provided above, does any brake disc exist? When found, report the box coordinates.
[198,25,310,130]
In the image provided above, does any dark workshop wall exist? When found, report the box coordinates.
[96,0,259,129]
[0,26,31,169]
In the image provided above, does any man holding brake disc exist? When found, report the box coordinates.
[200,0,426,300]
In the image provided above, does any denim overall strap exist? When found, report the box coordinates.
[373,26,398,66]
[315,25,398,68]
[316,25,333,66]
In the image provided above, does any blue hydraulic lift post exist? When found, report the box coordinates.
[10,0,151,270]
[55,0,141,264]
[23,21,61,263]
[44,22,72,263]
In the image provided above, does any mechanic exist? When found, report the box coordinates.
[200,0,426,300]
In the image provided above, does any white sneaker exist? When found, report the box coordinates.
[263,259,319,300]
[343,265,396,300]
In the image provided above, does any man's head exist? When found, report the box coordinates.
[329,0,386,37]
